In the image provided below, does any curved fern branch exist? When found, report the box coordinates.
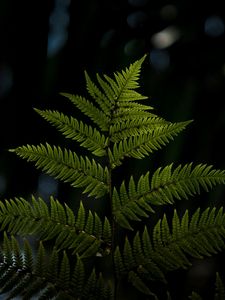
[0,196,111,258]
[34,109,108,156]
[9,143,109,198]
[110,116,169,143]
[113,163,225,229]
[109,121,192,168]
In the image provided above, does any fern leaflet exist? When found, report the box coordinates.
[9,143,109,198]
[0,235,112,299]
[109,121,192,168]
[60,93,110,131]
[0,196,111,257]
[34,108,108,156]
[114,207,225,294]
[113,163,225,229]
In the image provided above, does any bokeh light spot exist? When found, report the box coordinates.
[37,174,58,197]
[127,11,148,29]
[150,49,170,71]
[151,26,180,49]
[47,0,71,57]
[204,15,224,37]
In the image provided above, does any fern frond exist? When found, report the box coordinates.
[149,163,225,204]
[151,207,225,268]
[5,53,225,299]
[108,54,148,102]
[60,93,110,131]
[113,163,225,229]
[10,143,109,198]
[128,270,157,297]
[34,108,108,156]
[114,207,225,290]
[57,251,70,290]
[215,272,225,300]
[85,71,112,115]
[0,235,111,299]
[0,196,111,257]
[96,73,116,106]
[109,121,192,167]
[110,116,169,142]
[113,108,156,121]
[189,292,202,300]
[71,255,85,298]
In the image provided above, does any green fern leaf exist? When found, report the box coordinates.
[124,237,136,269]
[0,234,109,299]
[34,108,108,156]
[152,208,225,269]
[0,196,110,258]
[112,109,156,125]
[128,270,156,297]
[34,241,46,277]
[47,248,59,281]
[115,207,225,290]
[110,116,169,143]
[114,246,126,279]
[10,143,109,198]
[109,121,192,167]
[109,54,148,102]
[82,268,97,298]
[114,231,166,285]
[23,239,33,269]
[60,92,110,131]
[113,163,225,229]
[58,251,70,290]
[189,292,202,300]
[4,53,225,299]
[85,71,112,115]
[215,272,225,300]
[71,255,85,297]
[96,73,115,105]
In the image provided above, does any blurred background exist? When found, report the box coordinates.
[0,0,225,298]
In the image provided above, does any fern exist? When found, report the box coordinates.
[10,143,109,198]
[1,55,225,299]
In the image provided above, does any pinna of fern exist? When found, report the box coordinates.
[0,54,225,299]
[0,233,113,300]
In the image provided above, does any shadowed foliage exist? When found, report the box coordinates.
[1,56,225,299]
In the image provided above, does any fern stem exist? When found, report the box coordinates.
[109,166,118,299]
[107,137,119,299]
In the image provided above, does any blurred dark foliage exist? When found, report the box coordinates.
[0,0,225,298]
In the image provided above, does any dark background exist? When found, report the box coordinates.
[0,0,225,299]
